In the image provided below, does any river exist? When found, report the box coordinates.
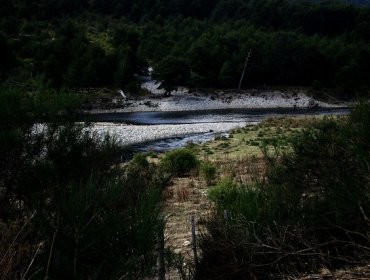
[84,107,349,152]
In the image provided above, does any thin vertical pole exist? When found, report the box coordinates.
[158,226,165,280]
[191,215,198,267]
[238,49,252,91]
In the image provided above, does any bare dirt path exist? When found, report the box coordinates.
[162,176,212,279]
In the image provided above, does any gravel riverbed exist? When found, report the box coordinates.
[86,82,347,147]
[86,84,346,114]
[90,121,247,146]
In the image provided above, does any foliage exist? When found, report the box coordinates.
[152,56,190,95]
[1,1,370,97]
[208,179,263,222]
[161,148,199,177]
[0,87,165,279]
[197,104,370,279]
[200,162,217,186]
[132,152,150,168]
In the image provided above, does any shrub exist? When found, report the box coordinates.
[208,179,262,222]
[160,148,199,177]
[0,86,166,279]
[132,152,149,168]
[200,162,217,186]
[208,179,237,208]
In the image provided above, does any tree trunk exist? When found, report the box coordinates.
[238,49,252,91]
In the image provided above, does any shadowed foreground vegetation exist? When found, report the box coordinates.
[1,85,369,279]
[195,103,370,279]
[0,87,169,279]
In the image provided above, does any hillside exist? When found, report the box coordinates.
[1,0,370,99]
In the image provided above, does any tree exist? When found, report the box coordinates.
[153,56,190,96]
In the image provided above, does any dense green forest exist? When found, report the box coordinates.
[1,0,370,98]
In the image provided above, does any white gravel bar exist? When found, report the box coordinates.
[90,122,247,146]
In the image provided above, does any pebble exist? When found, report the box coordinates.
[90,122,246,145]
[182,241,191,247]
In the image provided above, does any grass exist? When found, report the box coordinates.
[195,106,369,279]
[155,115,345,169]
[192,115,347,162]
[192,117,304,161]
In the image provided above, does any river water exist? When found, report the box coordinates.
[86,108,348,125]
[84,107,349,152]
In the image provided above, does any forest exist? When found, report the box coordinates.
[1,0,370,98]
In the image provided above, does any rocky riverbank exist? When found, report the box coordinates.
[85,83,348,147]
[84,87,347,114]
[89,121,247,146]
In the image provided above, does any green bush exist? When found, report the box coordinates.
[200,162,217,185]
[208,179,263,223]
[132,152,150,168]
[160,148,199,177]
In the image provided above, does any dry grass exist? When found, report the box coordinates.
[0,221,35,280]
[175,185,191,202]
[215,155,266,185]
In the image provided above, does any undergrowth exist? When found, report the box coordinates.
[0,87,167,279]
[196,103,370,279]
